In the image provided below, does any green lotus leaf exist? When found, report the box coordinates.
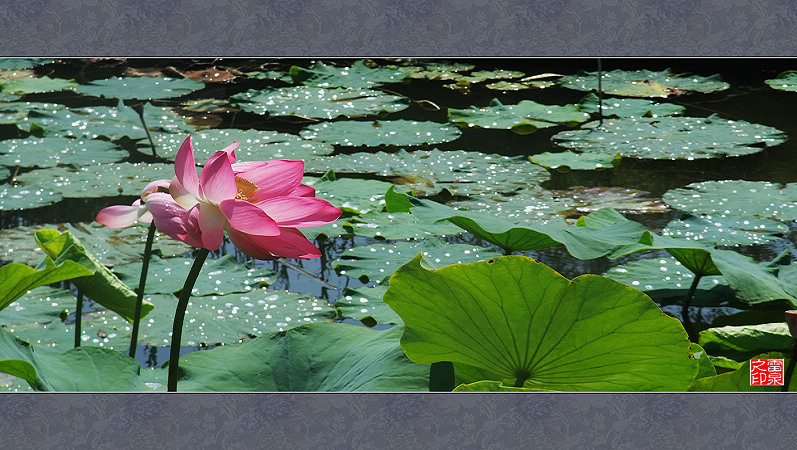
[699,323,793,355]
[485,80,556,91]
[0,101,68,125]
[347,210,463,240]
[0,257,93,312]
[305,175,394,215]
[305,148,550,198]
[173,323,429,392]
[34,229,154,322]
[333,238,502,284]
[765,70,797,92]
[690,343,717,381]
[467,69,525,81]
[448,187,577,225]
[689,352,795,391]
[230,86,409,119]
[0,327,147,392]
[0,137,127,168]
[549,186,668,215]
[1,285,335,351]
[141,128,333,161]
[241,70,292,82]
[112,254,276,296]
[73,76,205,100]
[559,69,730,97]
[300,120,462,147]
[289,60,410,88]
[578,92,685,118]
[17,100,193,140]
[0,59,54,70]
[0,92,20,102]
[0,184,63,211]
[0,76,76,94]
[662,214,788,246]
[14,162,176,198]
[334,285,402,325]
[448,98,590,134]
[662,180,797,221]
[453,380,561,392]
[552,115,786,160]
[531,150,619,171]
[383,255,698,391]
[402,61,475,80]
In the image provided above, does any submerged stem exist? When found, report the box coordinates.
[682,273,703,343]
[74,289,84,348]
[129,222,157,359]
[167,248,210,392]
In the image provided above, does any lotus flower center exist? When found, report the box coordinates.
[235,176,259,201]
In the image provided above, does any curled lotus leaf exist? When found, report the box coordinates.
[552,115,786,160]
[559,69,729,98]
[300,120,462,147]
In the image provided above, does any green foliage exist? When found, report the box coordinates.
[0,137,127,168]
[73,76,205,100]
[559,69,730,97]
[765,70,797,92]
[0,258,93,313]
[578,93,685,118]
[300,120,462,147]
[448,98,589,134]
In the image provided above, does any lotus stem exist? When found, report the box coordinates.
[597,58,603,127]
[74,289,84,348]
[167,247,210,392]
[682,273,702,343]
[132,101,159,158]
[129,222,157,359]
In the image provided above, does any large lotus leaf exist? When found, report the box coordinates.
[73,76,205,100]
[230,86,409,119]
[552,115,786,160]
[289,60,410,88]
[0,59,54,70]
[448,187,577,225]
[2,286,335,350]
[0,257,93,312]
[305,149,550,198]
[662,214,788,246]
[34,229,154,323]
[0,327,148,392]
[17,100,193,140]
[383,255,697,391]
[348,210,463,240]
[530,150,619,171]
[305,175,393,215]
[300,120,462,147]
[0,184,63,210]
[141,128,333,161]
[662,180,797,221]
[578,92,685,118]
[765,70,797,92]
[333,238,502,284]
[549,186,668,214]
[0,101,68,125]
[0,137,127,168]
[0,76,76,94]
[559,69,730,97]
[174,323,429,392]
[689,351,795,391]
[698,323,793,355]
[14,162,176,200]
[448,98,589,134]
[112,254,276,296]
[334,285,402,325]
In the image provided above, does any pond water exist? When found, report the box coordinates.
[2,58,797,377]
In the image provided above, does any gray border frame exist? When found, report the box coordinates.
[2,1,797,448]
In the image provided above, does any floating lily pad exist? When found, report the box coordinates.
[142,128,333,161]
[485,80,556,91]
[402,61,476,80]
[14,162,175,198]
[230,86,409,119]
[0,76,76,95]
[662,180,797,221]
[306,175,393,215]
[578,92,685,118]
[552,115,786,160]
[17,100,193,140]
[530,150,619,171]
[73,76,205,100]
[0,102,67,125]
[334,238,502,284]
[559,69,730,97]
[662,214,788,246]
[334,285,402,325]
[448,187,577,225]
[765,70,797,92]
[0,184,63,210]
[112,254,276,296]
[347,210,463,240]
[305,148,550,198]
[300,120,462,147]
[0,59,55,70]
[550,186,669,214]
[289,60,409,88]
[0,137,127,168]
[448,98,589,134]
[241,70,292,82]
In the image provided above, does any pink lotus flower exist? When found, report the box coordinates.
[152,135,341,260]
[96,179,171,228]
